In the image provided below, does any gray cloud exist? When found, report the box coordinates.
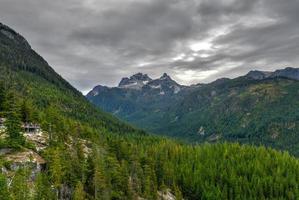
[0,0,299,92]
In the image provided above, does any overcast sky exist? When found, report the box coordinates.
[0,0,299,93]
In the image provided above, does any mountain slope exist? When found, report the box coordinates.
[0,22,144,136]
[1,22,299,199]
[88,68,299,156]
[161,75,299,154]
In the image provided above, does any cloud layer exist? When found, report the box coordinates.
[0,0,298,93]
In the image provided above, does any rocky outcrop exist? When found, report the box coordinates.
[157,189,177,200]
[2,149,46,181]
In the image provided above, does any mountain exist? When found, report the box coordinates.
[1,22,299,199]
[88,67,299,156]
[87,72,191,123]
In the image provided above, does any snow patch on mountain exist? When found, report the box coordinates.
[118,73,152,90]
[173,85,181,94]
[150,84,162,89]
[160,91,165,95]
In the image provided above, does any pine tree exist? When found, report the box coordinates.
[0,174,10,200]
[173,185,183,200]
[0,82,6,112]
[5,91,25,146]
[34,173,55,200]
[92,148,110,200]
[10,169,31,200]
[20,100,36,123]
[46,147,65,198]
[73,181,86,200]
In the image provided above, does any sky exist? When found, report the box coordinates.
[0,0,299,94]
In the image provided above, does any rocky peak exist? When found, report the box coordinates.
[86,85,109,97]
[160,73,171,80]
[118,73,152,89]
[146,73,183,95]
[131,73,152,81]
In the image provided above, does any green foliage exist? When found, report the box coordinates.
[10,169,31,200]
[73,182,86,200]
[33,173,55,200]
[0,174,10,200]
[4,92,25,146]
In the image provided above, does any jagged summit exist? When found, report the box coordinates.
[131,72,152,81]
[118,72,152,89]
[160,73,171,79]
[117,72,182,92]
[88,72,185,100]
[145,73,183,95]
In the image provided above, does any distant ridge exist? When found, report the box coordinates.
[88,67,299,156]
[245,67,299,80]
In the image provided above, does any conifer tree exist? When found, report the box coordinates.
[10,169,31,200]
[0,174,10,200]
[34,173,55,200]
[5,91,25,146]
[92,148,110,200]
[73,181,86,200]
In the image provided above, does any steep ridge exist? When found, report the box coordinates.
[0,22,143,136]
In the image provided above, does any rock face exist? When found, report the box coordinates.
[2,149,46,181]
[138,189,178,200]
[157,189,177,200]
[144,73,184,95]
[88,73,186,98]
[118,73,153,90]
[87,85,110,97]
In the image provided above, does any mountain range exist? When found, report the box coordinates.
[87,67,299,155]
[1,21,299,199]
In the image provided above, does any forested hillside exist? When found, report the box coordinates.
[1,22,299,200]
[158,76,299,156]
